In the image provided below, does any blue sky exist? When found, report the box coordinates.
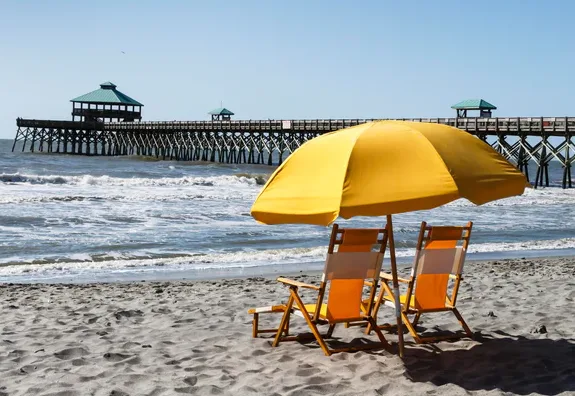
[1,0,574,139]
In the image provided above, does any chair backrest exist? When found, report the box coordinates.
[319,224,387,321]
[411,222,472,310]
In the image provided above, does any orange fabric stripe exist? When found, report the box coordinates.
[339,229,379,252]
[414,274,450,309]
[426,239,457,250]
[428,227,463,241]
[326,279,364,320]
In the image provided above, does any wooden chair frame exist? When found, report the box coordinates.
[367,221,474,344]
[269,224,391,356]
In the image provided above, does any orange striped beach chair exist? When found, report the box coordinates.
[248,224,391,356]
[367,221,474,343]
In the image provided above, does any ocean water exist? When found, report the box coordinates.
[1,138,574,283]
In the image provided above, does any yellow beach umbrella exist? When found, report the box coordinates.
[251,121,528,356]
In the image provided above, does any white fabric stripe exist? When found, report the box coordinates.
[323,252,384,280]
[453,247,466,274]
[254,306,275,313]
[416,247,466,275]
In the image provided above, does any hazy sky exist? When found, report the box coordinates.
[1,0,574,139]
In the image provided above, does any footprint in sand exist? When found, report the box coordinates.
[183,376,198,386]
[173,387,194,394]
[113,310,143,321]
[109,390,130,396]
[54,347,90,360]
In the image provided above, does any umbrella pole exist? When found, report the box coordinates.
[386,214,405,358]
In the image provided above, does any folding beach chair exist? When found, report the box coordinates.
[248,224,390,356]
[368,221,473,343]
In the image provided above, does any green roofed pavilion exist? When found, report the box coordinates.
[208,107,234,121]
[70,82,143,122]
[451,99,496,118]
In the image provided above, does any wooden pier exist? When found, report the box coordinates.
[13,116,575,188]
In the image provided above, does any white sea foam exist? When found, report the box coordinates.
[0,172,263,188]
[0,193,245,205]
[444,187,575,207]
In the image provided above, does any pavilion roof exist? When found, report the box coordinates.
[71,82,143,106]
[208,107,234,116]
[451,99,496,110]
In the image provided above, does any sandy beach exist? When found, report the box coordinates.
[0,256,574,396]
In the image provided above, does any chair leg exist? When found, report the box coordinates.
[290,288,332,356]
[402,312,422,343]
[367,316,390,347]
[272,295,294,348]
[412,312,422,328]
[452,308,473,338]
[326,324,336,338]
[365,282,386,335]
[252,313,259,338]
[284,310,290,336]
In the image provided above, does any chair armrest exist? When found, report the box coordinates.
[364,280,374,287]
[380,272,411,283]
[277,277,320,290]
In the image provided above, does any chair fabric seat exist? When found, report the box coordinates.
[381,294,450,309]
[384,294,416,308]
[362,294,416,309]
[295,303,328,319]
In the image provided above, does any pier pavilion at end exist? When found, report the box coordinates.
[71,82,144,122]
[209,107,234,121]
[451,99,496,118]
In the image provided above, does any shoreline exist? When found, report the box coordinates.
[1,250,575,284]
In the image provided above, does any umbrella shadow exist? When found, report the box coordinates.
[403,332,575,395]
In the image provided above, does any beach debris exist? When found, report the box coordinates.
[532,325,548,334]
[487,311,497,318]
[34,348,45,353]
[142,344,152,348]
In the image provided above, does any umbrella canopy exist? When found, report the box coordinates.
[251,121,527,226]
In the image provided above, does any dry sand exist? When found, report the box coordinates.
[0,257,574,396]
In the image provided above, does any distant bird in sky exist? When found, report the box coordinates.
[121,51,126,54]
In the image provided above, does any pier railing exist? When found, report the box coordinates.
[17,117,575,135]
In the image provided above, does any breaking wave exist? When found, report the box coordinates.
[2,237,574,280]
[0,172,266,187]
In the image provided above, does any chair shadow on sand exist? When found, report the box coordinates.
[403,331,575,395]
